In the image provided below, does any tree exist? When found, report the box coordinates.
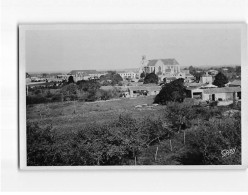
[68,76,74,84]
[100,72,123,86]
[143,73,158,84]
[140,72,146,78]
[213,72,228,87]
[154,78,186,105]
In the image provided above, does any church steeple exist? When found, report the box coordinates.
[139,55,147,74]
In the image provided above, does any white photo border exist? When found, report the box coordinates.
[19,23,248,170]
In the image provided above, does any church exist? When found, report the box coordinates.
[139,56,185,81]
[140,56,181,76]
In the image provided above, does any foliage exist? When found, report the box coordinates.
[181,116,241,165]
[27,122,56,166]
[143,73,158,84]
[100,71,123,85]
[61,83,79,101]
[140,72,146,78]
[188,66,204,82]
[26,95,49,105]
[154,78,186,105]
[27,100,241,166]
[213,72,229,87]
[68,75,74,84]
[77,80,101,92]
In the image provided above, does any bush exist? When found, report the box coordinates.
[27,122,56,166]
[180,116,241,165]
[26,95,48,105]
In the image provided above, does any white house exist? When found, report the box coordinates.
[119,72,138,80]
[200,72,213,84]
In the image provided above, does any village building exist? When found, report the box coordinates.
[67,70,107,82]
[56,74,70,81]
[127,85,161,98]
[200,72,213,84]
[119,72,138,80]
[186,86,241,101]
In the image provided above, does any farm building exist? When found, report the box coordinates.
[186,86,241,101]
[127,85,161,98]
[202,87,241,101]
[100,85,161,98]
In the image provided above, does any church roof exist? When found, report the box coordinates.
[147,59,179,66]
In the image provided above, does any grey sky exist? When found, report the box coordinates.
[25,24,241,73]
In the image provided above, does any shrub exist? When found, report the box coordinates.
[27,122,56,166]
[180,116,241,165]
[26,95,48,105]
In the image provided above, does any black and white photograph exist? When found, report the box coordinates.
[19,23,246,168]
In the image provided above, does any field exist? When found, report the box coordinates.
[27,95,165,133]
[26,95,241,166]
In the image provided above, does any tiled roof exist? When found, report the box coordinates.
[229,80,241,86]
[147,59,179,66]
[203,87,241,94]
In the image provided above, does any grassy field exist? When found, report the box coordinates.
[27,96,166,133]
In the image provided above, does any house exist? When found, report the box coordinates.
[56,74,70,81]
[184,74,195,83]
[202,87,241,101]
[127,85,161,97]
[187,86,241,101]
[68,70,99,82]
[119,72,138,80]
[200,72,213,84]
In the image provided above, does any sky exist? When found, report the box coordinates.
[25,24,242,73]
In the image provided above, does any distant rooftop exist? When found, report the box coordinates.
[147,59,179,66]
